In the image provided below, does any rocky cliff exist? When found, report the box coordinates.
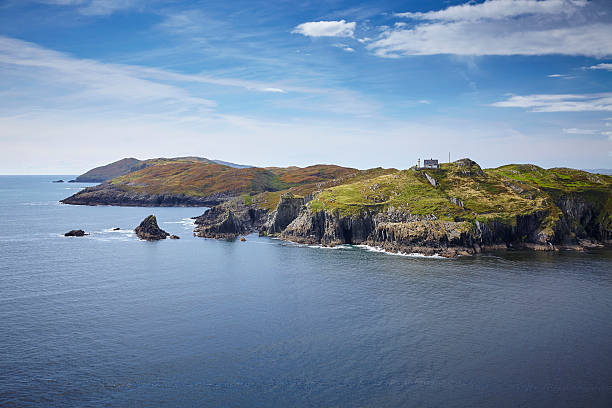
[194,159,612,256]
[194,197,268,239]
[260,193,306,235]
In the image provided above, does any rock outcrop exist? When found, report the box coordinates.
[194,198,267,239]
[260,193,305,235]
[135,215,169,240]
[64,229,87,237]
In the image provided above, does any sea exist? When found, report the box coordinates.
[1,175,612,407]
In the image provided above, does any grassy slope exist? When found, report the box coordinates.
[104,159,611,233]
[75,157,215,182]
[308,161,612,230]
[108,161,363,200]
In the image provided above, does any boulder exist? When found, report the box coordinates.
[135,215,169,241]
[65,229,87,237]
[169,234,180,239]
[52,180,64,183]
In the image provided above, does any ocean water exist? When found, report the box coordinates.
[1,175,612,407]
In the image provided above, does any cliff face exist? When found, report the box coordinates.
[279,199,610,257]
[260,194,306,235]
[194,198,268,239]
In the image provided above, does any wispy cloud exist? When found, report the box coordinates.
[36,0,140,15]
[492,93,612,112]
[563,128,599,134]
[332,43,356,52]
[585,63,612,71]
[292,20,356,38]
[0,36,215,114]
[395,0,587,21]
[369,0,612,57]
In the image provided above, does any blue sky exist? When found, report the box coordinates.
[0,0,611,173]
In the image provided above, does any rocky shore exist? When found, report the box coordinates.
[61,183,227,207]
[191,191,611,257]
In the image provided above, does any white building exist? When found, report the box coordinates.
[423,159,440,169]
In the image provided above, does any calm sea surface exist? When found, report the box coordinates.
[1,175,612,407]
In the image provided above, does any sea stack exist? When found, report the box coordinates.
[64,229,87,237]
[135,215,169,241]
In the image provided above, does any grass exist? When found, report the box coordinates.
[307,161,612,229]
[106,158,611,231]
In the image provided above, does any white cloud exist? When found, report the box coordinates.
[548,74,575,79]
[369,0,612,57]
[292,20,356,38]
[492,93,612,112]
[586,63,612,71]
[262,87,287,93]
[37,0,139,15]
[332,43,356,52]
[395,0,587,21]
[563,128,598,134]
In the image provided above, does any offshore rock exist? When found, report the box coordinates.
[64,229,87,237]
[135,215,169,240]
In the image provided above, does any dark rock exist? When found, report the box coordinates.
[52,180,64,183]
[135,215,169,240]
[61,182,224,207]
[112,227,120,231]
[169,235,180,239]
[65,229,87,237]
[260,193,305,235]
[194,197,267,239]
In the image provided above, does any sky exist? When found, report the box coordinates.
[0,0,611,173]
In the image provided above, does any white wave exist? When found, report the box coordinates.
[100,228,134,235]
[163,217,196,229]
[306,244,354,250]
[23,201,58,206]
[354,244,446,258]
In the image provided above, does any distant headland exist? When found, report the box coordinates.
[61,157,612,257]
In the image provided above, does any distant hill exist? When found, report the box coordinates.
[211,159,252,169]
[72,156,250,182]
[584,169,612,175]
[62,160,360,207]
